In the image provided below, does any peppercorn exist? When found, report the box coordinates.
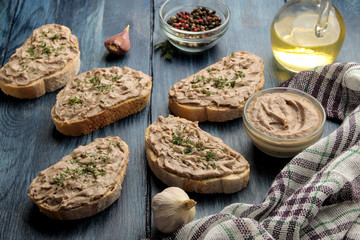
[166,6,222,32]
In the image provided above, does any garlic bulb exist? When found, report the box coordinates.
[151,187,196,233]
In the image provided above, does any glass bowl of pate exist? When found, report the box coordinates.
[159,0,230,53]
[243,87,326,158]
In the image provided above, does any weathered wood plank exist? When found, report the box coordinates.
[0,0,19,65]
[0,0,152,239]
[149,0,360,236]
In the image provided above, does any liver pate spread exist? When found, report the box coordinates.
[246,92,322,139]
[147,115,249,180]
[168,51,263,108]
[28,137,128,211]
[0,24,79,86]
[52,66,152,121]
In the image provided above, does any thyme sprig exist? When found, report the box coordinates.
[154,40,175,62]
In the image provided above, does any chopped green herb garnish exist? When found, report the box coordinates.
[39,41,51,56]
[54,45,65,56]
[42,47,51,55]
[221,148,229,153]
[49,141,119,189]
[52,173,66,187]
[183,146,193,154]
[185,138,193,145]
[212,77,227,89]
[205,150,215,161]
[205,150,218,169]
[89,74,101,85]
[172,135,183,145]
[112,74,123,81]
[26,47,35,57]
[68,96,82,105]
[232,71,245,80]
[52,34,59,41]
[89,74,114,93]
[21,65,28,72]
[195,142,205,151]
[96,84,113,92]
[202,89,213,95]
[40,41,46,48]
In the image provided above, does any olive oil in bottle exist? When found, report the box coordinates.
[271,0,345,73]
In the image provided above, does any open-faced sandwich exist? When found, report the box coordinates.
[28,136,129,220]
[168,51,264,122]
[145,115,250,194]
[51,66,152,136]
[0,24,80,99]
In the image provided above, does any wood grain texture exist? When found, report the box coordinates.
[0,0,359,239]
[0,0,152,239]
[0,0,19,65]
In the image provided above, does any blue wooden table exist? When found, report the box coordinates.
[0,0,359,239]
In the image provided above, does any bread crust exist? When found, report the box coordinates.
[168,97,251,122]
[168,51,264,122]
[51,80,152,136]
[28,136,129,220]
[0,24,80,99]
[145,123,250,194]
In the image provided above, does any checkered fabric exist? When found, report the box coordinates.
[159,63,360,240]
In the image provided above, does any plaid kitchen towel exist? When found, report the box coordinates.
[159,62,360,240]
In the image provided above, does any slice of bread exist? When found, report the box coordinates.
[145,115,250,194]
[51,66,152,136]
[28,136,129,220]
[168,51,264,122]
[0,24,80,99]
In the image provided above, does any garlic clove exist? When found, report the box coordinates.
[152,187,196,233]
[104,25,130,55]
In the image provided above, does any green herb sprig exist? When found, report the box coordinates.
[154,40,175,62]
[205,150,218,169]
[52,34,59,42]
[232,71,245,80]
[68,96,82,106]
[88,74,114,93]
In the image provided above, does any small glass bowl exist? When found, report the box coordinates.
[243,87,326,158]
[159,0,231,53]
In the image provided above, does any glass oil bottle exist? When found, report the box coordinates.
[271,0,345,73]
